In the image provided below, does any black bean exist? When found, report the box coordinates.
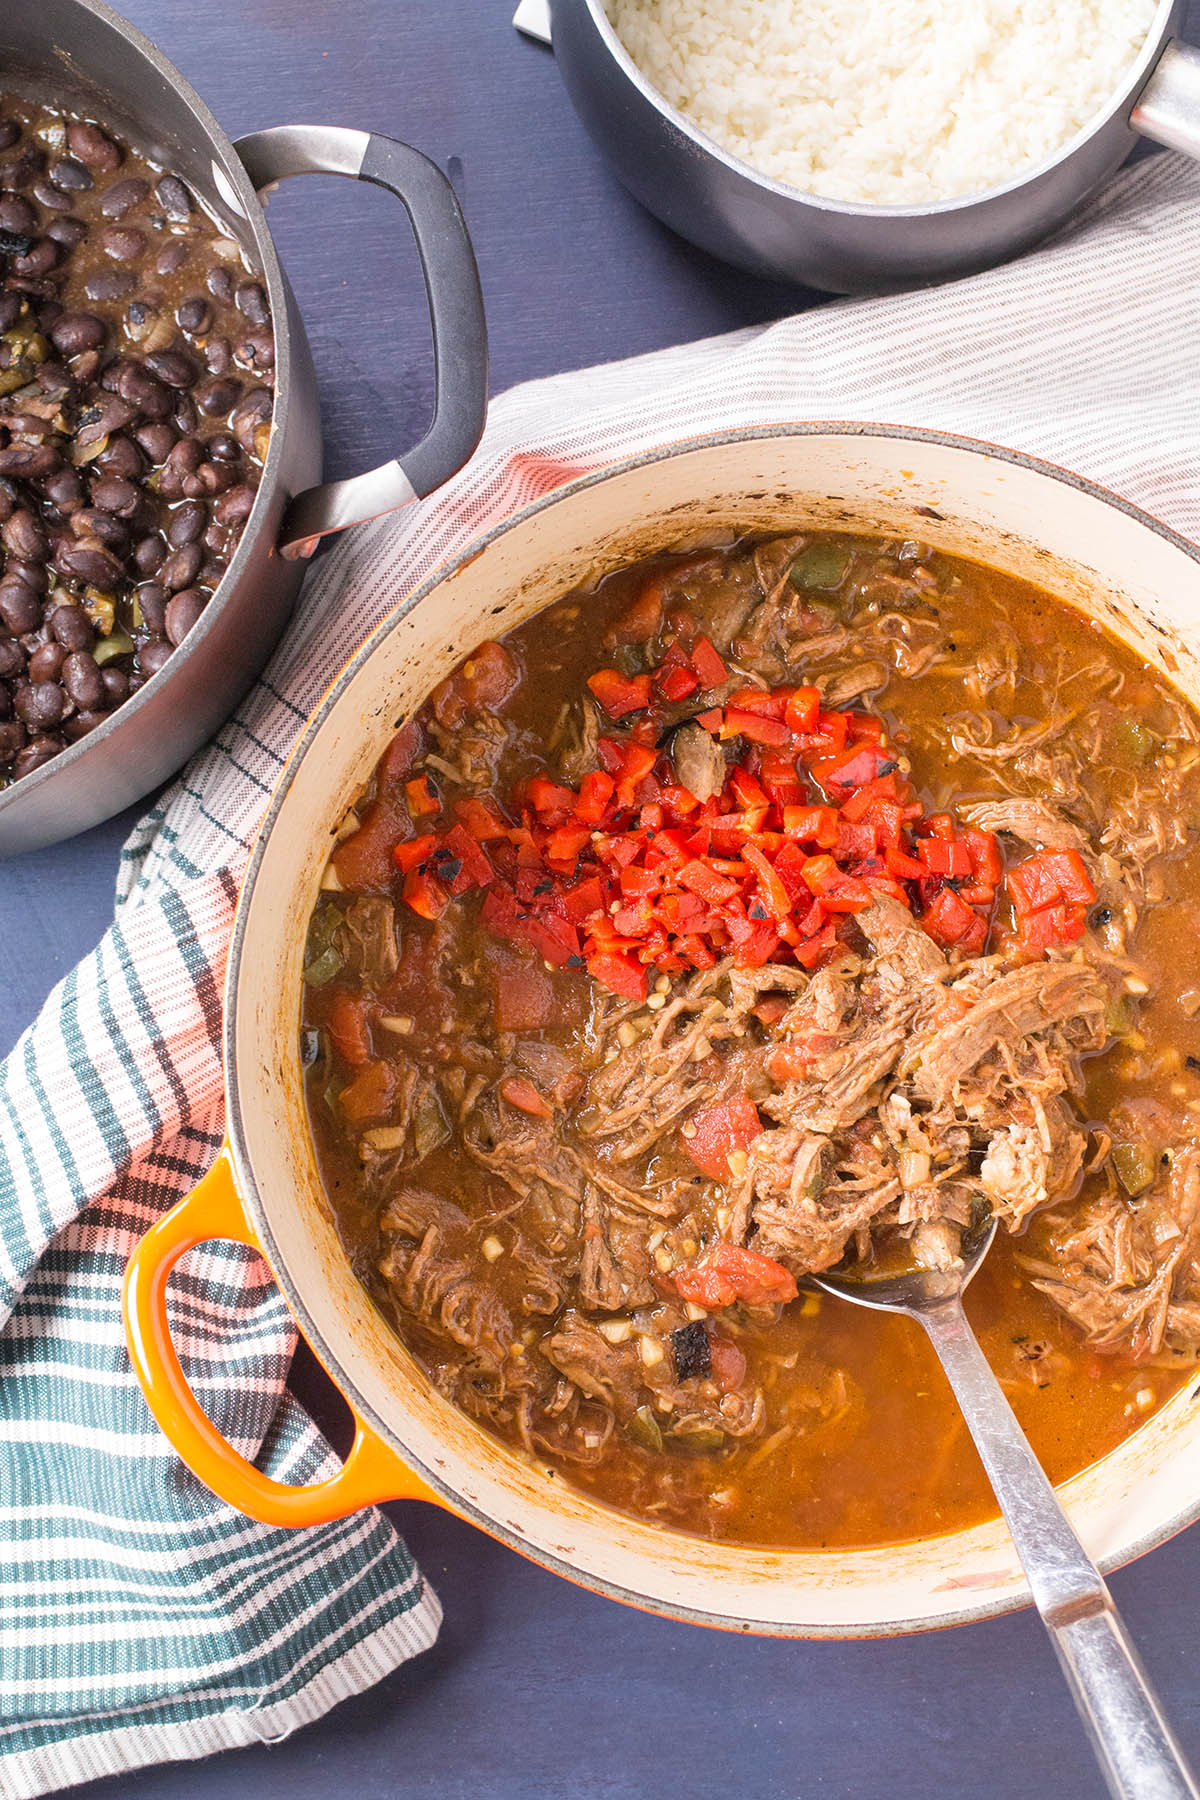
[49,156,93,193]
[0,444,61,480]
[0,194,36,236]
[172,394,198,434]
[207,432,239,462]
[116,362,170,418]
[14,735,63,777]
[214,483,258,527]
[167,500,206,547]
[138,638,174,678]
[42,466,84,514]
[60,649,105,710]
[99,665,128,706]
[0,718,27,764]
[203,335,232,376]
[15,681,66,730]
[64,709,106,742]
[155,240,189,277]
[95,435,142,482]
[206,264,234,302]
[84,268,133,302]
[48,602,94,650]
[90,476,140,517]
[101,225,146,262]
[0,121,19,153]
[234,330,274,373]
[47,216,87,250]
[12,237,60,277]
[100,176,149,219]
[32,180,73,213]
[7,559,49,594]
[195,375,241,416]
[159,542,203,591]
[49,310,107,356]
[135,422,176,464]
[28,641,66,683]
[55,539,122,588]
[67,121,122,173]
[132,533,165,575]
[72,509,128,556]
[135,582,168,633]
[164,587,205,645]
[0,293,21,331]
[0,582,41,634]
[0,682,10,720]
[2,508,48,562]
[144,349,197,389]
[177,295,211,334]
[156,173,192,218]
[4,144,45,189]
[163,436,203,479]
[234,280,269,326]
[0,637,26,679]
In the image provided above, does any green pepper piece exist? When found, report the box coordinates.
[412,1088,450,1161]
[789,541,854,591]
[1116,720,1157,763]
[1112,1141,1156,1197]
[92,630,135,665]
[669,1421,726,1453]
[302,946,343,987]
[627,1405,664,1453]
[1104,994,1133,1038]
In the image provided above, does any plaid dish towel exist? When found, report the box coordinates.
[2,149,1200,1799]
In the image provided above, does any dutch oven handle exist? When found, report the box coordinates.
[1133,40,1200,160]
[232,124,488,559]
[122,1143,444,1525]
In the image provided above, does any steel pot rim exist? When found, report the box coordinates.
[0,0,296,830]
[222,418,1200,1639]
[568,0,1178,220]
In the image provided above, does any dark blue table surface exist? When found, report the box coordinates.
[7,3,1200,1796]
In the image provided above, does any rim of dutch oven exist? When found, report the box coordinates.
[0,0,296,823]
[225,420,1200,1637]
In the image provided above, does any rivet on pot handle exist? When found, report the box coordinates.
[122,1143,443,1525]
[233,124,489,560]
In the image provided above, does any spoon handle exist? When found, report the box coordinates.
[920,1296,1199,1800]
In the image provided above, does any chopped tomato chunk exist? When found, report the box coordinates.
[499,1076,554,1118]
[672,1240,798,1309]
[681,1095,763,1180]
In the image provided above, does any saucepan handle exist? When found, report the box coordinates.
[1132,40,1200,160]
[232,124,488,559]
[122,1142,442,1525]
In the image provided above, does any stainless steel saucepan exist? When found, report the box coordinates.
[551,0,1200,292]
[0,0,488,856]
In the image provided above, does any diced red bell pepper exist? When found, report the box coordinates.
[783,686,821,735]
[404,774,440,818]
[793,919,839,968]
[526,775,577,820]
[1007,849,1096,915]
[921,886,981,949]
[782,804,838,847]
[742,843,791,922]
[729,766,770,808]
[561,875,606,924]
[690,636,728,690]
[722,708,793,747]
[454,795,511,840]
[800,854,872,912]
[726,686,785,718]
[586,951,649,1001]
[671,1239,797,1309]
[917,836,974,878]
[499,1076,554,1118]
[442,823,494,891]
[613,742,658,804]
[393,832,441,874]
[587,668,653,718]
[402,866,450,920]
[678,859,739,904]
[681,1095,763,1180]
[963,828,1004,886]
[574,769,615,823]
[657,663,699,702]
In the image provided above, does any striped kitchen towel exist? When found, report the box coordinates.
[3,146,1200,1799]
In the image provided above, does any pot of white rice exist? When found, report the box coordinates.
[550,0,1200,291]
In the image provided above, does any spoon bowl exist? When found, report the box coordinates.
[808,1216,997,1316]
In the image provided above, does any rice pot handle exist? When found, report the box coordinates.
[122,1142,444,1526]
[232,123,488,559]
[920,1297,1200,1800]
[1131,40,1200,161]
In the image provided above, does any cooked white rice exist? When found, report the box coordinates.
[605,0,1158,206]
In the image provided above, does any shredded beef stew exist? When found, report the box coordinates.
[302,531,1200,1549]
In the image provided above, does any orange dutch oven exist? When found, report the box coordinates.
[123,423,1200,1636]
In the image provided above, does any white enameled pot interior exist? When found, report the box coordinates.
[228,426,1200,1635]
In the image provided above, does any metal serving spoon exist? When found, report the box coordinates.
[810,1222,1200,1800]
